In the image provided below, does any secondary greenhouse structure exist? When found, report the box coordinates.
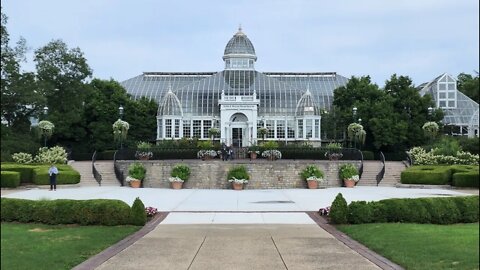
[419,73,479,138]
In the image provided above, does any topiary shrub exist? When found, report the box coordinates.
[347,201,373,224]
[329,193,348,224]
[1,171,20,188]
[130,197,147,226]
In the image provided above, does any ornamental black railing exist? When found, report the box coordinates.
[92,151,102,186]
[376,151,386,186]
[405,151,413,167]
[113,150,125,186]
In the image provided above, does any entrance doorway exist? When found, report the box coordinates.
[232,128,243,147]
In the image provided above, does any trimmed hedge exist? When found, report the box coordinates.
[453,172,479,187]
[329,193,348,224]
[0,164,34,183]
[401,165,479,187]
[1,171,21,188]
[1,163,80,185]
[130,197,147,226]
[1,198,134,225]
[345,196,479,225]
[32,166,80,185]
[400,165,452,185]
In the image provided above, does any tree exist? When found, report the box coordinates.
[457,72,479,103]
[34,40,92,146]
[1,11,45,131]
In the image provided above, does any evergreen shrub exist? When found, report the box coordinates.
[329,193,348,224]
[130,197,147,226]
[347,201,373,224]
[0,198,132,225]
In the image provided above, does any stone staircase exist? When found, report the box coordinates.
[69,161,99,187]
[357,161,384,186]
[94,161,120,186]
[380,161,407,187]
[69,160,120,187]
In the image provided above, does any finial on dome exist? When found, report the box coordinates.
[236,24,244,35]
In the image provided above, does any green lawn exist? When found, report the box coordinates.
[337,223,479,270]
[1,222,140,270]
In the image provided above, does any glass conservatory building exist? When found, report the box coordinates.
[121,28,348,146]
[419,73,479,138]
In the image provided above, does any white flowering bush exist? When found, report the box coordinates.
[33,146,68,164]
[407,147,479,166]
[12,152,34,164]
[261,150,282,160]
[351,175,360,182]
[197,150,217,159]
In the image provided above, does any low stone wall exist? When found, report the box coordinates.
[116,160,361,189]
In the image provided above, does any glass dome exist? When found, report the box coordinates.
[223,27,257,59]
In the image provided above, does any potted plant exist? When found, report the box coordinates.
[227,165,250,190]
[324,142,343,161]
[261,141,281,161]
[127,162,146,188]
[300,165,325,189]
[247,144,261,159]
[338,163,359,188]
[169,164,191,189]
[197,141,217,160]
[135,141,153,160]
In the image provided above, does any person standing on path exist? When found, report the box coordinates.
[48,164,58,191]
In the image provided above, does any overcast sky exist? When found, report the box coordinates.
[3,0,479,86]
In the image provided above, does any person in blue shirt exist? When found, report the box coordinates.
[48,164,59,191]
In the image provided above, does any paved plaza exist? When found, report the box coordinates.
[2,186,476,269]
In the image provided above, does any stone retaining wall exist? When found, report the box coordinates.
[116,160,361,189]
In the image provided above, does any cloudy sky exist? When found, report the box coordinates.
[3,0,479,86]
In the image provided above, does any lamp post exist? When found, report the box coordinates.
[43,106,49,147]
[352,107,357,148]
[119,105,124,149]
[428,107,433,120]
[119,105,124,120]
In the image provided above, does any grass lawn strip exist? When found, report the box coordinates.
[337,223,479,270]
[1,222,140,270]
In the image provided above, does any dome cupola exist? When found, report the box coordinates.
[223,26,257,70]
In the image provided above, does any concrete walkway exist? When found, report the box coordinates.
[2,186,476,270]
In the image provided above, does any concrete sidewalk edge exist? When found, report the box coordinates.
[72,212,169,270]
[307,212,404,270]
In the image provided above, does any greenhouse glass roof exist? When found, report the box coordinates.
[419,73,479,127]
[121,71,348,117]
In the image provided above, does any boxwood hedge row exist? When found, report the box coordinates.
[1,171,21,188]
[1,163,80,185]
[401,165,479,187]
[1,198,147,226]
[331,195,479,225]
